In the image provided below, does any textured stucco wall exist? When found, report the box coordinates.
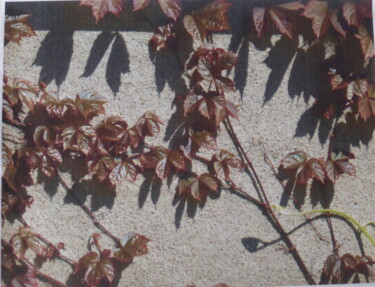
[3,1,375,287]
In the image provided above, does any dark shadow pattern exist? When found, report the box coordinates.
[81,31,116,78]
[106,33,130,94]
[263,36,299,103]
[33,28,74,88]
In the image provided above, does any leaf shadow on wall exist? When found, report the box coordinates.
[105,33,130,95]
[33,28,74,88]
[81,31,116,78]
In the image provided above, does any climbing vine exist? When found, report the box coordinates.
[2,0,375,286]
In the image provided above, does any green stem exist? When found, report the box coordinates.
[272,205,375,247]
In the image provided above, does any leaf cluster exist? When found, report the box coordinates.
[280,150,355,186]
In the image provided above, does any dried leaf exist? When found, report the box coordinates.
[132,0,150,11]
[5,15,36,44]
[80,0,125,23]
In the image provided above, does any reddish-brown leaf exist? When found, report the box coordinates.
[80,0,125,23]
[253,7,266,38]
[113,233,150,263]
[132,0,150,11]
[268,8,293,39]
[168,150,187,171]
[177,173,219,203]
[75,90,106,120]
[355,25,375,60]
[328,9,346,37]
[90,156,116,182]
[330,74,349,90]
[149,24,176,52]
[5,15,36,44]
[343,2,358,27]
[157,0,181,22]
[303,0,345,38]
[109,159,138,184]
[212,149,243,180]
[191,131,217,150]
[343,0,372,27]
[183,0,231,41]
[75,251,115,286]
[307,158,325,183]
[280,151,308,170]
[135,112,163,138]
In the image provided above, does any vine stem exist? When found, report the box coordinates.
[56,173,121,246]
[272,205,375,247]
[1,240,68,287]
[224,117,317,285]
[19,216,77,266]
[22,257,68,287]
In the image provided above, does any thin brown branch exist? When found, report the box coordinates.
[1,239,68,287]
[224,117,317,285]
[19,216,77,266]
[22,257,68,287]
[56,173,121,246]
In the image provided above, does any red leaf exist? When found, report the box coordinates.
[149,24,176,52]
[191,131,217,150]
[113,233,150,263]
[268,8,293,39]
[75,251,115,286]
[5,15,36,44]
[109,159,138,184]
[168,150,187,171]
[183,0,231,41]
[157,0,181,22]
[308,158,325,183]
[90,157,116,182]
[80,0,125,23]
[212,149,243,180]
[132,0,150,11]
[356,25,375,60]
[330,74,349,90]
[177,173,219,203]
[75,90,106,120]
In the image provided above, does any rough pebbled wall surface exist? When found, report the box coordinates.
[3,1,375,286]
